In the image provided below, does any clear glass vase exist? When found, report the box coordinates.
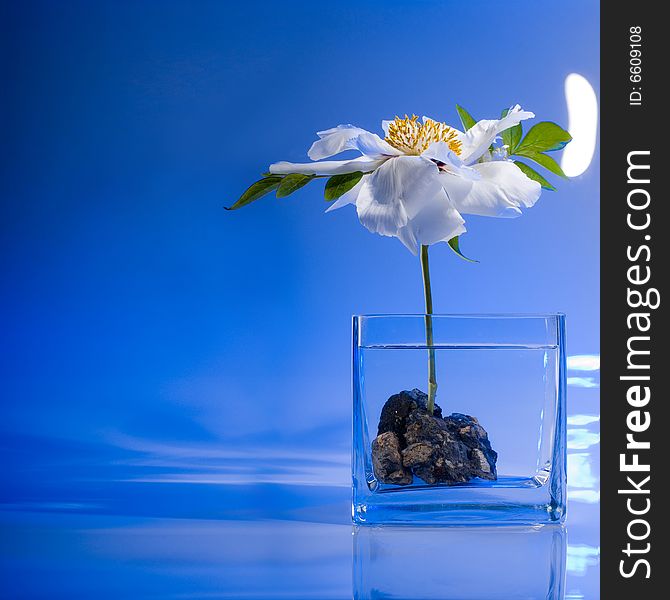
[352,314,567,525]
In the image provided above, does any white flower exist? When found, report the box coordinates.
[269,106,541,254]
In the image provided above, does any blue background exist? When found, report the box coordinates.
[1,1,600,598]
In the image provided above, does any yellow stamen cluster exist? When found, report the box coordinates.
[385,114,462,156]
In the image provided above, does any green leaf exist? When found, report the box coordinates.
[455,104,477,132]
[500,108,523,153]
[226,176,283,210]
[448,236,478,263]
[516,121,572,154]
[276,173,315,198]
[502,123,523,153]
[513,161,556,191]
[324,171,364,201]
[515,150,567,178]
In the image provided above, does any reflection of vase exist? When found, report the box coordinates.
[352,314,567,525]
[353,525,567,600]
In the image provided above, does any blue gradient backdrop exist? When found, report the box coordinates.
[1,1,599,597]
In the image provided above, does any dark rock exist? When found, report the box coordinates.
[403,410,472,484]
[371,431,413,485]
[444,413,497,481]
[377,388,442,445]
[371,390,497,486]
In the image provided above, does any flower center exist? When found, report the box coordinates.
[385,115,462,156]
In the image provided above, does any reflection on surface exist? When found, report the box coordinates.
[566,355,600,372]
[567,544,600,577]
[567,453,599,504]
[566,356,600,508]
[567,428,600,451]
[567,376,599,389]
[353,525,566,600]
[567,354,600,389]
[1,513,353,599]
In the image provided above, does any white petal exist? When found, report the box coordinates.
[269,156,386,176]
[396,224,419,255]
[439,171,475,206]
[353,132,402,158]
[423,142,480,181]
[307,125,370,160]
[406,189,467,247]
[460,105,535,164]
[451,161,542,218]
[325,176,366,213]
[381,119,393,137]
[422,140,460,164]
[355,156,443,238]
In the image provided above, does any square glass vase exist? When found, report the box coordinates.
[352,314,567,525]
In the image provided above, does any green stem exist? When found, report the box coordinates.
[420,244,437,416]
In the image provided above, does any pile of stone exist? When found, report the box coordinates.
[371,389,498,486]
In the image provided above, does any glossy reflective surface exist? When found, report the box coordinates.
[1,389,598,599]
[0,488,598,599]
